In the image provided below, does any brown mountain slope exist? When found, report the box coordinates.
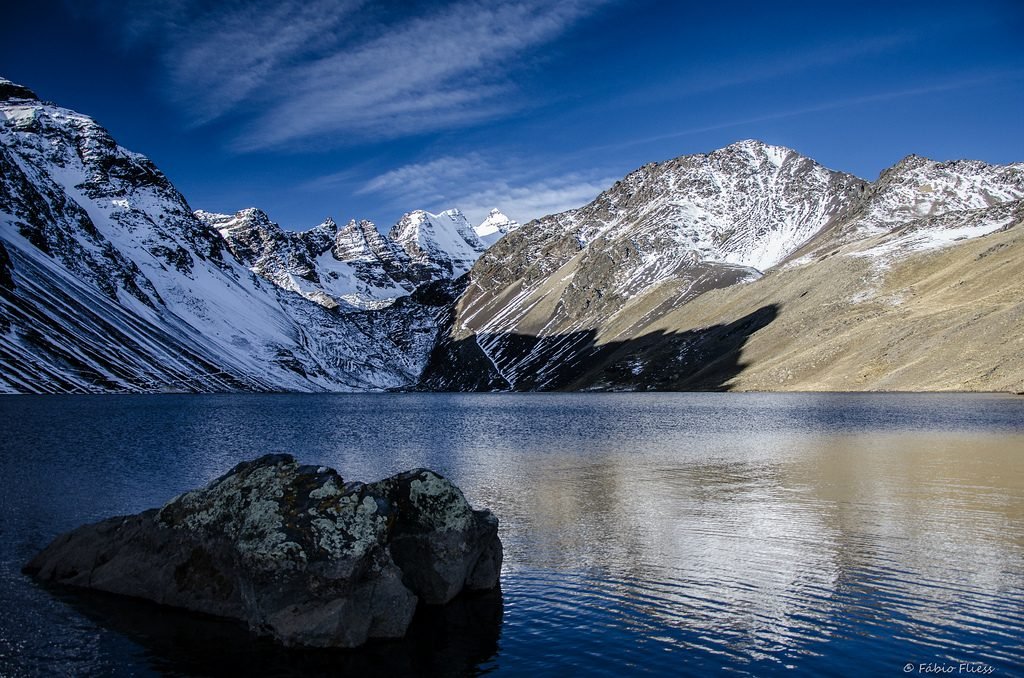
[578,213,1024,392]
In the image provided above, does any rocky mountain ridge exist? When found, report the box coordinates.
[198,206,510,311]
[2,76,1022,394]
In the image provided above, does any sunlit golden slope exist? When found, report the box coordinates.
[630,211,1024,393]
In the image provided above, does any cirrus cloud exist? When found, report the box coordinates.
[97,0,613,151]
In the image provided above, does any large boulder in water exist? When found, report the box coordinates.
[23,454,502,648]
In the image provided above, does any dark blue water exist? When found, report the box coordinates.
[1,393,1023,676]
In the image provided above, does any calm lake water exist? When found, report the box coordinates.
[1,393,1023,676]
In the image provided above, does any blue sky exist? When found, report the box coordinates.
[2,0,1022,231]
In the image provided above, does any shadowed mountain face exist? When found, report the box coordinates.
[420,305,779,391]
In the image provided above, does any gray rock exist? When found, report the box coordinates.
[24,454,502,648]
[368,469,504,604]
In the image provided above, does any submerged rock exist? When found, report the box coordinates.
[23,454,502,648]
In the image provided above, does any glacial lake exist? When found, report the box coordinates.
[1,393,1023,676]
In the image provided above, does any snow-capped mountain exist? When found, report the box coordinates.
[474,208,520,247]
[422,141,866,389]
[790,153,1024,261]
[3,74,1022,394]
[388,208,486,280]
[422,141,1024,391]
[196,208,418,310]
[0,78,448,393]
[198,205,498,312]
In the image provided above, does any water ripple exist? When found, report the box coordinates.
[1,392,1022,675]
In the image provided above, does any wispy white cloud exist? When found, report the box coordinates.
[456,174,617,225]
[357,155,488,202]
[101,0,610,150]
[97,0,366,123]
[356,154,615,225]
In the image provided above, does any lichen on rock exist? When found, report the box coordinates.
[409,473,476,531]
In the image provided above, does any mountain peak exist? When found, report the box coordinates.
[716,139,794,166]
[475,208,520,247]
[890,153,934,170]
[0,78,39,102]
[315,216,338,232]
[388,208,484,278]
[726,138,770,150]
[873,154,938,184]
[235,207,273,223]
